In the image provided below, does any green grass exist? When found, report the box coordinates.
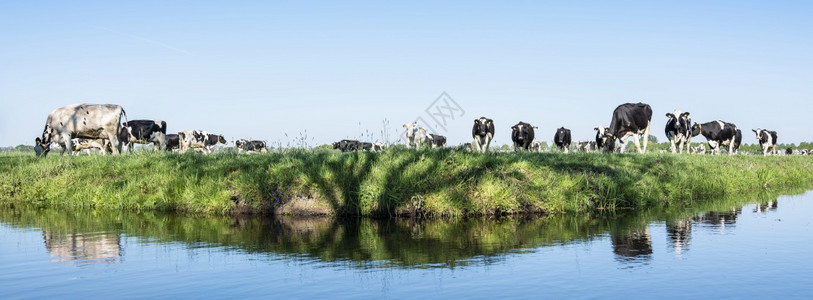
[1,148,812,216]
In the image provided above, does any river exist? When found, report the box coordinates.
[2,191,813,299]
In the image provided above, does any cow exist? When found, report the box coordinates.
[690,121,738,155]
[691,144,706,154]
[66,138,111,155]
[332,139,361,152]
[120,120,167,152]
[529,141,543,152]
[576,141,598,152]
[34,104,128,157]
[372,142,386,152]
[553,127,572,153]
[599,103,653,153]
[752,129,779,156]
[462,143,473,151]
[509,122,536,151]
[403,122,429,150]
[665,110,692,153]
[178,130,227,154]
[427,134,447,148]
[472,117,495,153]
[594,126,610,151]
[733,129,742,154]
[165,134,180,152]
[235,139,268,153]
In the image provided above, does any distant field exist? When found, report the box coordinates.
[1,148,812,216]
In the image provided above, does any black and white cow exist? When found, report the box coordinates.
[66,138,111,155]
[690,121,738,155]
[594,126,610,151]
[529,141,543,152]
[428,134,447,148]
[332,139,361,152]
[690,144,706,155]
[235,139,268,153]
[178,130,227,154]
[121,120,167,152]
[511,122,536,151]
[472,117,495,153]
[372,142,386,152]
[576,141,598,152]
[752,128,779,156]
[600,103,653,153]
[165,134,180,152]
[34,104,128,156]
[733,129,742,154]
[553,127,572,153]
[665,110,692,154]
[403,122,429,150]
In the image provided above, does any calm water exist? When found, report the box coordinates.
[2,192,813,299]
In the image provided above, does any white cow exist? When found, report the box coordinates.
[403,122,429,150]
[35,104,127,156]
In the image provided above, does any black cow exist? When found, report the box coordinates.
[332,139,361,152]
[553,127,571,153]
[665,110,692,154]
[472,117,495,153]
[121,120,167,152]
[691,121,738,155]
[600,103,653,153]
[235,139,268,153]
[733,129,742,154]
[752,128,778,156]
[428,134,447,148]
[511,122,536,151]
[166,134,180,152]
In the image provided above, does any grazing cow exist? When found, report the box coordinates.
[690,144,706,154]
[690,121,738,155]
[235,139,268,153]
[34,104,128,157]
[802,149,810,156]
[462,143,473,151]
[121,120,167,152]
[600,103,653,153]
[511,122,536,151]
[553,127,572,153]
[576,141,598,152]
[372,142,386,152]
[403,122,429,150]
[752,129,779,156]
[178,130,227,154]
[428,134,447,148]
[472,117,495,153]
[529,141,544,152]
[165,134,180,152]
[360,142,374,152]
[786,147,794,155]
[665,110,692,153]
[66,138,111,155]
[332,139,361,152]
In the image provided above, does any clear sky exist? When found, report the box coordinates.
[2,1,812,147]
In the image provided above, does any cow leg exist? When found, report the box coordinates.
[64,136,74,156]
[641,123,650,154]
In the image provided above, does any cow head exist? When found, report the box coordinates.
[403,122,424,139]
[216,135,227,145]
[666,110,691,135]
[690,123,702,137]
[473,117,494,138]
[512,122,533,142]
[34,137,51,157]
[555,127,570,144]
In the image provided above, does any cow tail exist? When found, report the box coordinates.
[120,108,129,125]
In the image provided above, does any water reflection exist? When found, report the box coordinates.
[0,194,789,270]
[43,231,122,265]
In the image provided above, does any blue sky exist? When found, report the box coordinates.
[2,1,812,147]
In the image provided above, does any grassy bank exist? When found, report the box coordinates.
[1,148,812,216]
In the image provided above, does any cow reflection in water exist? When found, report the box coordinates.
[611,227,653,264]
[754,200,778,213]
[693,208,741,235]
[666,219,692,255]
[43,231,121,265]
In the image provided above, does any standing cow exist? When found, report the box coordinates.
[665,110,692,154]
[121,120,167,152]
[691,121,738,155]
[165,134,180,152]
[403,122,429,150]
[235,139,268,153]
[472,117,494,153]
[600,103,653,153]
[178,130,227,154]
[511,122,536,151]
[752,129,779,156]
[733,129,742,154]
[553,127,572,153]
[34,104,128,157]
[428,134,447,148]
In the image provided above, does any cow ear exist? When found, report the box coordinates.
[594,127,599,132]
[35,137,41,144]
[666,113,674,118]
[403,124,407,128]
[682,112,690,118]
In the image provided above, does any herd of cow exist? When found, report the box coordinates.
[32,102,803,157]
